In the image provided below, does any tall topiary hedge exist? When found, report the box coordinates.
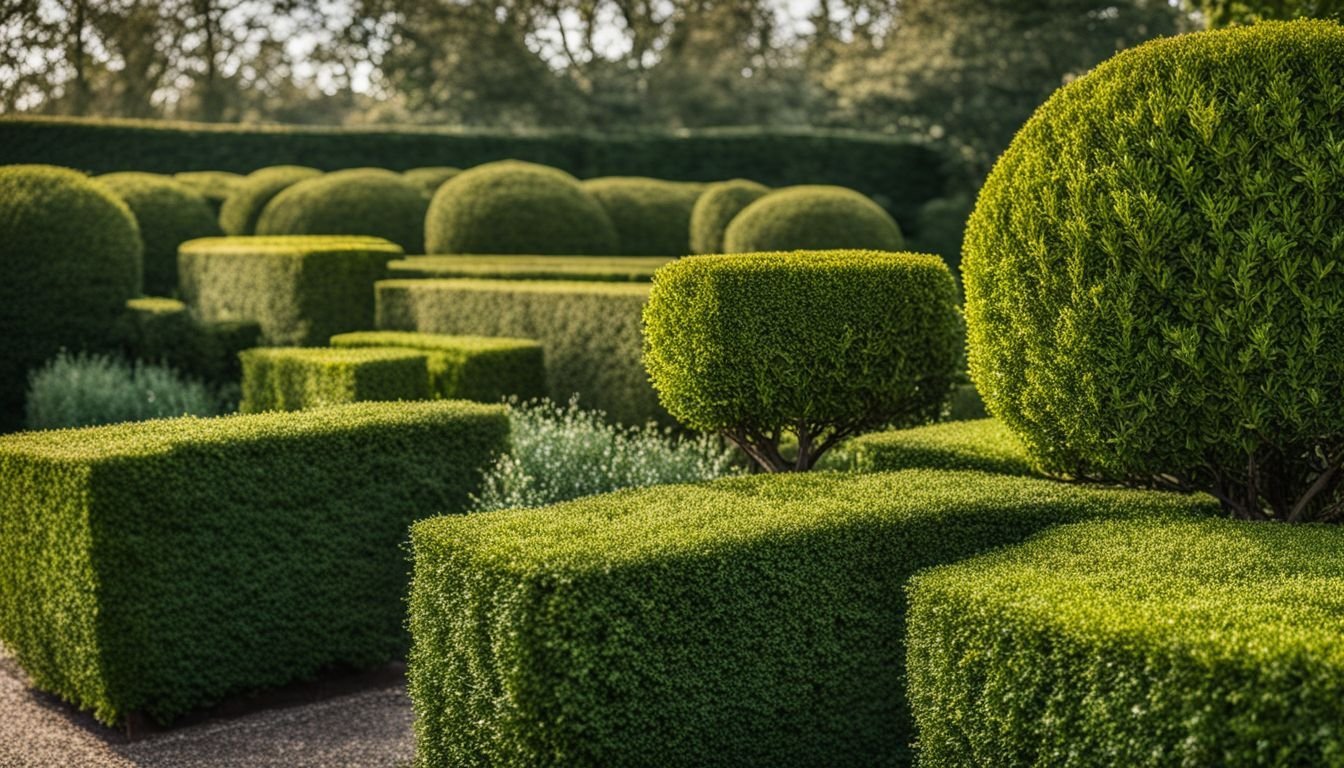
[98,172,222,296]
[723,185,904,254]
[689,178,770,254]
[581,176,706,256]
[218,164,320,236]
[963,20,1344,522]
[256,168,430,253]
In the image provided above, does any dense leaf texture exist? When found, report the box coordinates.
[848,418,1033,477]
[98,172,221,296]
[331,331,546,403]
[689,178,769,254]
[218,165,319,235]
[723,185,904,253]
[239,347,431,413]
[581,176,706,256]
[256,168,430,253]
[173,170,243,215]
[113,297,260,388]
[387,255,672,282]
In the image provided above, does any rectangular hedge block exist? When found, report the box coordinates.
[847,418,1034,477]
[331,331,546,403]
[178,235,402,346]
[0,400,509,726]
[408,470,1217,767]
[239,346,431,413]
[114,296,261,386]
[386,255,673,283]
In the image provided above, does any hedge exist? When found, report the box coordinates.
[581,177,706,256]
[218,164,320,236]
[386,255,672,283]
[377,278,661,425]
[907,517,1344,766]
[331,331,546,403]
[255,167,429,253]
[403,166,462,197]
[848,419,1032,476]
[723,185,904,253]
[97,171,221,296]
[239,347,431,413]
[407,469,1217,767]
[689,178,770,254]
[113,296,261,387]
[172,170,243,214]
[179,235,402,346]
[0,400,510,726]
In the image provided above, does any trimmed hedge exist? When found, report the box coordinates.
[403,166,462,197]
[239,347,431,413]
[0,400,509,726]
[408,469,1217,767]
[179,235,402,346]
[172,170,243,215]
[689,178,769,254]
[256,168,429,253]
[908,195,973,277]
[97,171,222,296]
[113,297,260,386]
[331,331,546,403]
[581,176,706,256]
[387,255,671,282]
[907,517,1344,766]
[377,278,661,425]
[848,419,1032,476]
[218,164,320,236]
[723,185,904,253]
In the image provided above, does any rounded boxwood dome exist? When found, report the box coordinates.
[219,165,320,236]
[99,172,221,296]
[425,160,618,255]
[689,178,769,254]
[403,166,462,197]
[723,185,903,253]
[962,20,1344,522]
[581,177,706,256]
[0,165,142,430]
[256,168,430,253]
[173,171,244,215]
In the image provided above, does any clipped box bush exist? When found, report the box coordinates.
[173,170,243,215]
[98,171,222,296]
[907,517,1344,766]
[239,347,430,413]
[218,164,320,235]
[408,469,1216,767]
[387,255,671,282]
[581,176,706,256]
[908,195,973,277]
[256,167,429,253]
[689,178,769,254]
[723,185,903,253]
[377,278,661,425]
[114,296,260,386]
[402,166,462,197]
[331,331,545,403]
[848,418,1032,476]
[179,235,402,346]
[0,400,509,726]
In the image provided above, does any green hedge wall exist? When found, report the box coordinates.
[113,297,261,387]
[408,469,1216,767]
[0,400,509,726]
[239,347,430,413]
[848,419,1033,477]
[330,331,546,403]
[387,255,672,283]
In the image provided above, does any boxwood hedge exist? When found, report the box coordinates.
[218,164,320,236]
[113,296,260,387]
[172,170,243,214]
[239,347,430,413]
[256,168,429,253]
[723,185,904,253]
[386,255,671,283]
[97,171,221,296]
[581,176,706,256]
[403,166,462,197]
[331,331,546,403]
[848,418,1033,477]
[689,178,769,254]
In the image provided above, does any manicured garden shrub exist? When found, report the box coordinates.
[330,331,545,403]
[689,178,769,254]
[0,164,142,431]
[387,255,671,282]
[963,20,1344,522]
[98,171,222,296]
[908,194,973,276]
[179,235,402,346]
[25,350,219,430]
[377,278,662,425]
[256,168,429,253]
[239,347,430,413]
[218,164,320,235]
[425,160,618,255]
[581,176,706,256]
[173,170,244,215]
[907,517,1344,766]
[722,185,903,253]
[644,250,962,471]
[409,469,1216,767]
[403,166,461,197]
[113,296,261,387]
[0,400,508,726]
[848,418,1032,476]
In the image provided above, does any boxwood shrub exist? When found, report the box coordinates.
[114,296,261,386]
[723,185,903,253]
[173,170,243,215]
[239,347,430,413]
[218,164,320,235]
[848,418,1033,477]
[403,166,462,197]
[331,331,545,403]
[0,400,509,726]
[387,255,671,283]
[581,176,706,256]
[98,171,222,296]
[689,178,769,254]
[256,168,429,253]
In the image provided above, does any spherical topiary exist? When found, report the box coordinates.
[425,160,618,255]
[98,172,222,296]
[962,20,1344,522]
[723,185,904,254]
[219,165,320,236]
[173,171,244,215]
[0,164,143,430]
[256,168,430,253]
[403,167,462,197]
[689,178,770,254]
[581,177,706,256]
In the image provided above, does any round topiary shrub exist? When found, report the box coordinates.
[722,185,903,254]
[689,178,769,254]
[0,164,143,431]
[962,20,1344,522]
[173,171,244,215]
[581,177,706,256]
[403,166,462,197]
[98,172,222,296]
[219,164,320,236]
[256,168,430,253]
[425,160,618,255]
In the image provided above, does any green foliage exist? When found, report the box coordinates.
[689,178,769,254]
[172,170,243,215]
[908,195,973,277]
[0,164,142,431]
[113,296,261,388]
[256,168,430,253]
[179,235,403,346]
[963,20,1344,522]
[907,517,1344,766]
[1195,0,1344,27]
[580,176,706,256]
[218,165,320,236]
[643,251,962,471]
[377,278,663,426]
[848,418,1032,476]
[387,255,673,282]
[402,166,462,197]
[97,171,221,296]
[24,350,219,430]
[425,161,619,255]
[331,331,546,402]
[723,185,904,253]
[239,346,430,413]
[408,469,1217,767]
[0,400,509,726]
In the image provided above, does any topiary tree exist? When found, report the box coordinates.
[723,185,904,254]
[0,164,143,431]
[403,166,462,197]
[219,165,320,236]
[581,176,706,256]
[425,160,618,255]
[98,172,222,296]
[256,168,430,253]
[173,171,244,215]
[963,20,1344,523]
[689,178,770,254]
[644,250,962,471]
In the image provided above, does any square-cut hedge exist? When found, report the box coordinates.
[114,296,261,386]
[906,518,1344,767]
[331,331,545,403]
[377,278,662,425]
[239,346,430,413]
[386,255,673,283]
[848,418,1033,476]
[178,235,402,346]
[0,400,509,726]
[408,469,1216,766]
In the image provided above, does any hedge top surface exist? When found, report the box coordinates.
[689,178,770,254]
[240,345,428,364]
[218,164,320,236]
[179,234,402,258]
[330,330,540,354]
[849,418,1034,476]
[723,184,903,253]
[125,296,188,314]
[386,255,672,282]
[255,168,429,253]
[379,277,650,298]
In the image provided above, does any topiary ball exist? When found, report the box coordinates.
[723,185,903,253]
[425,160,618,255]
[581,177,707,256]
[219,165,320,236]
[962,20,1344,522]
[689,179,770,254]
[173,171,244,216]
[0,164,143,431]
[256,168,430,253]
[403,167,462,198]
[99,172,222,296]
